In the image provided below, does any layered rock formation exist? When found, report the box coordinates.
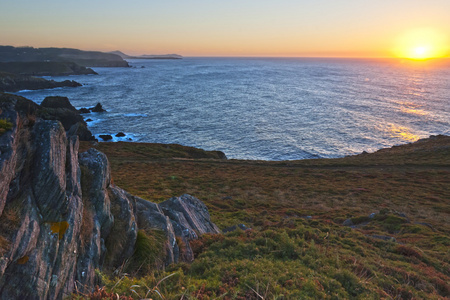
[0,71,82,93]
[0,94,220,299]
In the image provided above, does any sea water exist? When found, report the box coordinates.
[16,57,450,160]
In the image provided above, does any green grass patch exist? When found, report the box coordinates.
[0,118,13,135]
[126,229,166,275]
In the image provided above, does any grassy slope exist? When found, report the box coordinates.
[79,136,450,299]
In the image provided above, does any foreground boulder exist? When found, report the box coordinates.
[0,94,220,299]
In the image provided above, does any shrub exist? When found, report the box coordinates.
[334,269,366,297]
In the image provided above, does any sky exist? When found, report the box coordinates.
[1,0,450,58]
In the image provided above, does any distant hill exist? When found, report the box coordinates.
[0,46,130,67]
[109,50,182,60]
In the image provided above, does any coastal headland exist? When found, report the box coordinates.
[0,45,131,92]
[0,89,449,298]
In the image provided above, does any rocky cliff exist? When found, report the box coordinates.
[0,94,220,299]
[0,72,82,93]
[0,62,97,77]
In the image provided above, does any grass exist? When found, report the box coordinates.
[76,135,450,299]
[126,229,167,275]
[0,118,13,136]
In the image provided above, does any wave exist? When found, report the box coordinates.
[84,118,103,126]
[95,133,137,142]
[123,113,148,117]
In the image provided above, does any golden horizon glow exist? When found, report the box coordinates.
[1,2,450,57]
[392,28,449,60]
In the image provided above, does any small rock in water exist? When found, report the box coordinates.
[85,118,93,122]
[115,132,126,137]
[99,134,113,141]
[91,103,106,113]
[79,107,90,114]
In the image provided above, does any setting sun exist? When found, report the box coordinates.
[393,28,449,60]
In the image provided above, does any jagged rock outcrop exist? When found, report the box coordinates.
[39,96,85,130]
[0,71,82,93]
[37,96,95,142]
[78,102,106,114]
[0,94,220,299]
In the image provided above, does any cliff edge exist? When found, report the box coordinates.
[0,94,220,299]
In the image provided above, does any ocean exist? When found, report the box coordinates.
[16,57,450,160]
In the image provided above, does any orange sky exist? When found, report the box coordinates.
[1,1,449,58]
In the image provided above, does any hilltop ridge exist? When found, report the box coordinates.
[0,46,129,68]
[109,50,182,60]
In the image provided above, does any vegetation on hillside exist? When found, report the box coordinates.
[76,136,450,299]
[0,118,12,135]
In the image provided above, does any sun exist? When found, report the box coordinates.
[408,46,432,60]
[393,28,449,60]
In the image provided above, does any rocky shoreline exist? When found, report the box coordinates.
[0,62,97,77]
[0,45,131,93]
[0,72,82,93]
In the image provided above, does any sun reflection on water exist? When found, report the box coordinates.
[395,69,431,117]
[398,100,428,116]
[387,124,420,142]
[400,107,427,116]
